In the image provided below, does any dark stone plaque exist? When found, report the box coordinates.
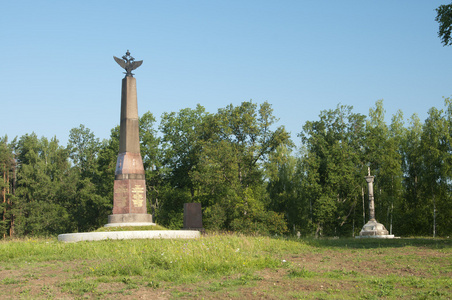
[183,203,203,229]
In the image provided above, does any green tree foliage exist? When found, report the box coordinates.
[3,99,451,238]
[297,100,451,237]
[190,101,290,234]
[160,105,207,196]
[139,111,162,217]
[0,136,16,238]
[299,104,367,237]
[265,145,303,234]
[157,105,208,227]
[398,114,424,235]
[68,125,99,177]
[436,2,452,46]
[419,101,451,236]
[13,134,74,236]
[67,125,110,231]
[95,126,119,213]
[365,100,404,233]
[385,110,405,234]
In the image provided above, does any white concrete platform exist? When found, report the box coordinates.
[104,222,156,227]
[58,230,201,243]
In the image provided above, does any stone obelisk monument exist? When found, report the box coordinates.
[106,50,154,227]
[357,168,393,238]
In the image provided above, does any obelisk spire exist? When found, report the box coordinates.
[107,51,154,227]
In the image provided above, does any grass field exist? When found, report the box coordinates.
[0,233,450,299]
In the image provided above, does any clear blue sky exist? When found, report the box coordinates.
[1,1,451,146]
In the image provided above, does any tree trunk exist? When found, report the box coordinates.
[315,222,322,238]
[2,166,5,239]
[433,195,436,238]
[10,157,16,237]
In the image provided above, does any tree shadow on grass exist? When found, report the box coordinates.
[291,237,452,249]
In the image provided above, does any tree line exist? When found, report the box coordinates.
[1,99,451,238]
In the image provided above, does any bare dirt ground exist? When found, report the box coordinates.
[0,245,450,299]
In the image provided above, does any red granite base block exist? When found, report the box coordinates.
[113,179,147,214]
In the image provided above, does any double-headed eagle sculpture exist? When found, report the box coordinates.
[113,50,143,77]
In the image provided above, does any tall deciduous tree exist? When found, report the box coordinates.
[265,145,301,233]
[96,126,120,214]
[399,114,425,235]
[67,125,111,231]
[364,100,404,233]
[139,111,162,217]
[436,2,452,46]
[157,105,208,228]
[191,101,290,234]
[419,103,450,237]
[299,104,366,236]
[160,104,208,197]
[14,134,73,235]
[67,124,99,177]
[386,110,405,234]
[0,136,16,238]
